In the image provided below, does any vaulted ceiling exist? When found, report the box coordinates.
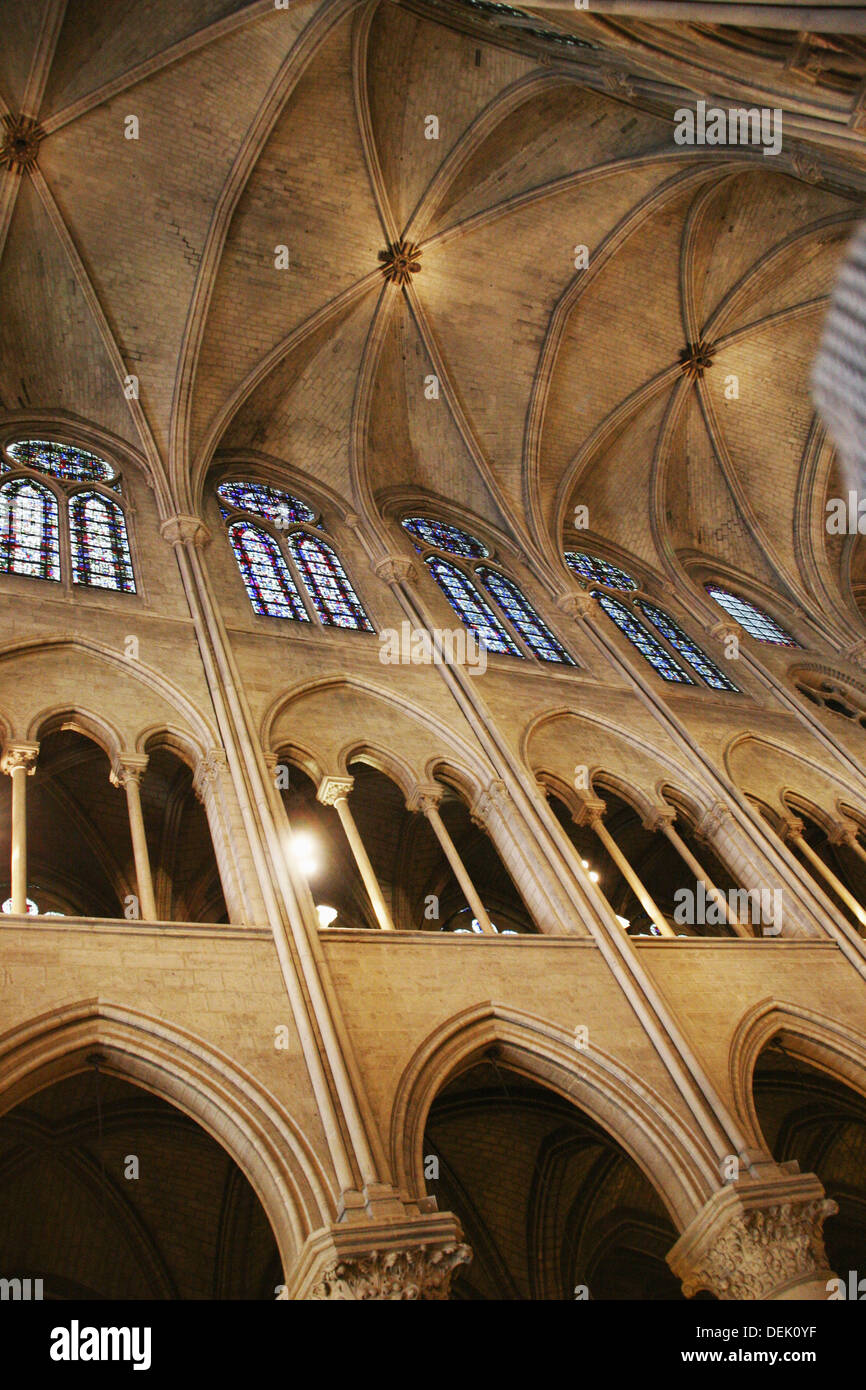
[1,0,865,630]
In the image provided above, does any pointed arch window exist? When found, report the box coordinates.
[0,478,60,581]
[69,492,135,592]
[218,478,373,632]
[476,566,575,664]
[636,599,737,691]
[426,558,521,655]
[706,585,798,646]
[595,593,695,683]
[289,533,374,631]
[228,521,310,620]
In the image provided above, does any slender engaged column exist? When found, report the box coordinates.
[582,799,676,938]
[788,827,866,930]
[408,785,495,934]
[111,754,157,922]
[648,808,754,940]
[1,743,39,915]
[317,776,395,931]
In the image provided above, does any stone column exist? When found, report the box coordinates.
[580,796,676,937]
[1,743,39,914]
[668,1174,838,1301]
[784,818,866,930]
[110,754,157,922]
[647,806,753,939]
[407,784,495,933]
[317,775,395,931]
[194,747,265,925]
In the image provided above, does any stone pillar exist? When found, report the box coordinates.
[668,1174,838,1301]
[579,795,676,937]
[317,775,395,931]
[1,743,39,914]
[784,818,866,930]
[110,753,157,921]
[648,806,753,939]
[407,784,495,933]
[288,1213,472,1301]
[194,748,266,925]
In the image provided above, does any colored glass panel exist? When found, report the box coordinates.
[7,438,117,487]
[402,516,489,558]
[426,557,521,655]
[637,600,738,691]
[289,533,374,631]
[217,481,316,527]
[0,478,60,581]
[70,492,135,592]
[594,592,694,682]
[476,566,574,664]
[228,521,309,620]
[705,585,798,646]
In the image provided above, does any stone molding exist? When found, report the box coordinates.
[470,779,508,829]
[555,589,595,619]
[695,801,735,843]
[668,1176,837,1301]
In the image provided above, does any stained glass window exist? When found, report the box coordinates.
[289,533,374,630]
[217,481,316,528]
[427,558,522,655]
[476,566,575,664]
[706,586,798,646]
[69,492,135,592]
[636,600,738,691]
[0,479,60,581]
[402,516,489,558]
[228,521,310,620]
[594,592,694,682]
[7,439,117,488]
[565,551,637,591]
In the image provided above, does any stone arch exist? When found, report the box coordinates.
[27,706,124,764]
[0,999,336,1276]
[729,998,866,1154]
[726,731,864,821]
[341,741,418,800]
[391,1003,718,1231]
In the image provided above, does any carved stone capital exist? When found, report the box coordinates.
[845,636,866,662]
[668,1176,837,1301]
[109,753,149,789]
[642,805,676,834]
[470,779,508,829]
[826,819,860,848]
[160,514,211,548]
[0,742,39,776]
[287,1213,471,1301]
[373,555,417,587]
[555,589,596,619]
[193,749,228,803]
[406,783,442,816]
[572,793,607,829]
[780,816,806,844]
[317,775,354,807]
[695,801,734,843]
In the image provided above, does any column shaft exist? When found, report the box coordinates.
[333,796,395,932]
[10,765,28,915]
[793,834,866,930]
[124,775,158,921]
[590,817,676,938]
[660,821,753,939]
[424,804,495,934]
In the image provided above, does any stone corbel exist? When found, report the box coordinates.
[708,618,743,645]
[668,1174,837,1301]
[373,556,417,587]
[160,514,211,548]
[555,589,596,620]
